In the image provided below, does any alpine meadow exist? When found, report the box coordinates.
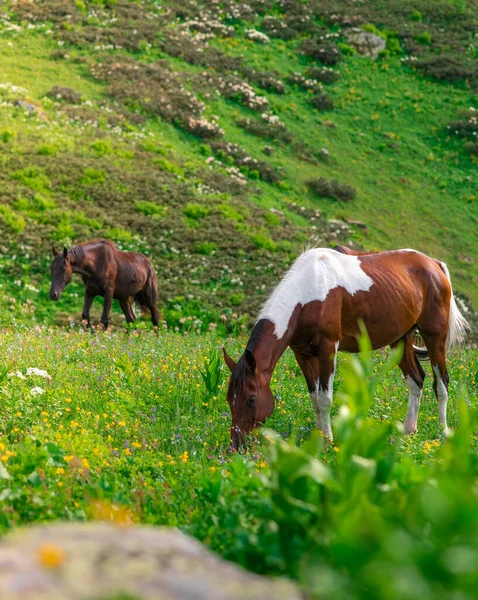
[0,1,477,599]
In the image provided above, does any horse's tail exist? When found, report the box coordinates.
[414,262,470,360]
[134,261,160,327]
[439,262,470,348]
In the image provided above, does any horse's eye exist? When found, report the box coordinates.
[247,395,256,408]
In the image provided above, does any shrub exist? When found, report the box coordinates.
[251,233,278,252]
[307,177,356,202]
[47,86,82,104]
[80,168,106,185]
[416,31,432,45]
[91,139,114,156]
[0,205,26,234]
[184,203,210,219]
[229,293,245,306]
[195,241,217,256]
[134,200,167,218]
[309,93,334,111]
[0,129,15,143]
[410,10,423,22]
[305,67,341,84]
[415,56,473,83]
[11,167,51,192]
[299,39,342,65]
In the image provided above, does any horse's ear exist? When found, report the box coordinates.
[245,348,256,374]
[52,246,58,257]
[63,247,68,258]
[222,347,236,372]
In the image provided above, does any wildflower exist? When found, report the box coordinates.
[37,544,65,569]
[27,368,51,380]
[30,387,45,396]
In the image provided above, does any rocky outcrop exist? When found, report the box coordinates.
[345,28,386,59]
[0,523,301,600]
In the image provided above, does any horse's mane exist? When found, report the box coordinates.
[229,320,267,392]
[68,245,86,265]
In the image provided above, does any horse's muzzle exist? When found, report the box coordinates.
[230,426,246,451]
[49,289,60,301]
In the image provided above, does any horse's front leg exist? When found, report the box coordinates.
[100,287,114,330]
[82,290,95,329]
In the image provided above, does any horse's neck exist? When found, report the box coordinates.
[68,248,89,277]
[248,318,295,379]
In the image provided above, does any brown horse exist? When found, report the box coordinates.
[223,247,470,448]
[49,240,160,331]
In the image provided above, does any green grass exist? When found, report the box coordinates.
[0,326,475,529]
[0,326,476,597]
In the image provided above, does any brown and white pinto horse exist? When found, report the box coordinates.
[223,247,470,448]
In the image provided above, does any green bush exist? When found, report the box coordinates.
[80,168,106,185]
[410,10,423,22]
[0,205,26,233]
[134,200,167,218]
[252,233,278,252]
[184,203,210,220]
[11,167,51,192]
[416,31,432,45]
[195,241,217,255]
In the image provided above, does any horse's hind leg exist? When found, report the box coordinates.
[395,334,426,434]
[120,299,136,325]
[420,331,450,434]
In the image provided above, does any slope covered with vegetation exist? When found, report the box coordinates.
[0,0,476,331]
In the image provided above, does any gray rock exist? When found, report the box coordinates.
[0,523,301,600]
[345,28,386,59]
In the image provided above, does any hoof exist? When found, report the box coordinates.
[403,422,417,435]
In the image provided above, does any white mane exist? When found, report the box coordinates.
[257,248,374,339]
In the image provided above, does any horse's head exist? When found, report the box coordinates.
[49,246,72,301]
[223,347,274,450]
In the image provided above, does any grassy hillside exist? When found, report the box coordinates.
[0,0,476,332]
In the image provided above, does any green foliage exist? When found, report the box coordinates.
[152,157,184,176]
[361,23,386,40]
[251,233,278,252]
[1,129,15,143]
[184,203,210,220]
[416,31,432,45]
[0,205,25,233]
[410,10,423,22]
[11,167,51,192]
[195,241,217,255]
[134,200,167,218]
[200,348,224,402]
[91,139,114,156]
[80,168,106,185]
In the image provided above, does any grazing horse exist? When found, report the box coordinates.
[223,247,470,448]
[49,240,160,331]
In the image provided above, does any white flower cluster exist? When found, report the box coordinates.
[186,116,224,137]
[261,112,285,128]
[400,56,418,62]
[218,77,269,110]
[245,29,270,44]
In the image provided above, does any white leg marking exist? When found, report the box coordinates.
[403,375,422,435]
[433,364,449,434]
[311,342,339,441]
